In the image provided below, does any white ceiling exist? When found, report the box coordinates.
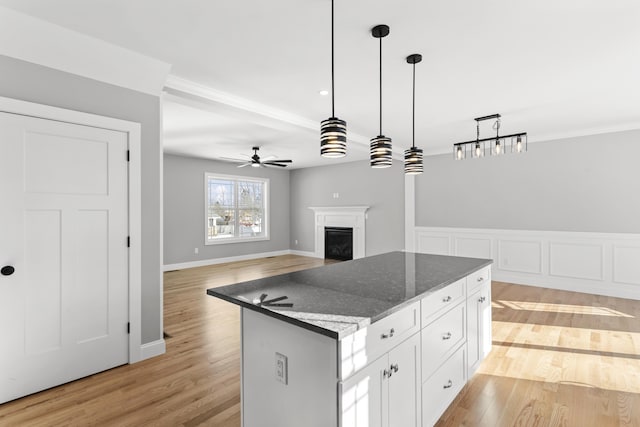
[2,0,639,169]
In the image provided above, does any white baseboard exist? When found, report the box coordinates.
[163,249,321,271]
[138,339,166,361]
[289,249,320,258]
[413,226,640,300]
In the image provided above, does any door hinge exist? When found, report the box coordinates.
[126,150,130,162]
[127,236,130,247]
[127,322,130,334]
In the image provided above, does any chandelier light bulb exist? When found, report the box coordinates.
[495,140,501,155]
[516,136,523,153]
[475,143,482,158]
[456,146,463,160]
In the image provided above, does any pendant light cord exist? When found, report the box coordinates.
[379,36,383,135]
[331,0,335,117]
[412,62,416,149]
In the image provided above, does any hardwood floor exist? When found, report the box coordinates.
[1,255,638,426]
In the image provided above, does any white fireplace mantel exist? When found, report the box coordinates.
[308,206,369,259]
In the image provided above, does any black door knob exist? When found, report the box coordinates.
[1,266,15,276]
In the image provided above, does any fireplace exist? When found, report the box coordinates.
[324,227,353,261]
[309,206,369,260]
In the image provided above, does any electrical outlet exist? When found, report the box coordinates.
[295,240,298,245]
[194,247,199,254]
[275,352,288,385]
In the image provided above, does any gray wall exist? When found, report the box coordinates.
[290,160,405,256]
[0,55,162,344]
[416,129,640,233]
[163,154,291,265]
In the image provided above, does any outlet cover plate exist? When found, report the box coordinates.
[275,352,288,385]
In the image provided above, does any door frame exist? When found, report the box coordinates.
[0,96,144,363]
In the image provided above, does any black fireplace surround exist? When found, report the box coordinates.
[324,227,353,261]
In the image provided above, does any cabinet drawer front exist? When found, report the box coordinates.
[421,278,464,326]
[467,266,491,294]
[339,301,420,380]
[421,303,465,381]
[421,346,466,427]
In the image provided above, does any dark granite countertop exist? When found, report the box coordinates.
[206,251,492,339]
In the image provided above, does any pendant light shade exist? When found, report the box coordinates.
[404,53,423,175]
[404,146,423,174]
[370,24,392,168]
[321,117,347,157]
[320,0,347,158]
[370,135,393,168]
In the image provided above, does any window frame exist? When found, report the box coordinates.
[204,172,270,245]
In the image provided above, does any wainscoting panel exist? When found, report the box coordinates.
[454,237,492,259]
[549,242,604,281]
[498,239,543,274]
[413,227,640,300]
[613,246,640,285]
[416,234,450,256]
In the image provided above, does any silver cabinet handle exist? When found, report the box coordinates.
[442,296,452,303]
[383,369,392,379]
[381,328,395,339]
[477,277,484,282]
[478,296,486,303]
[390,363,399,373]
[443,380,453,389]
[442,332,452,340]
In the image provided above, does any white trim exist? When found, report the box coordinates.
[404,175,415,252]
[140,339,166,360]
[163,249,294,272]
[0,6,171,95]
[289,250,320,258]
[158,92,165,355]
[204,172,270,245]
[0,96,146,362]
[413,226,640,300]
[308,206,369,260]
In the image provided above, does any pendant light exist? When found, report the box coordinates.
[320,0,347,158]
[404,54,423,175]
[370,24,392,168]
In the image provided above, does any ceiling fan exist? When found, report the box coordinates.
[221,146,293,168]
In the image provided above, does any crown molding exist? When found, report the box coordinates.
[0,6,171,96]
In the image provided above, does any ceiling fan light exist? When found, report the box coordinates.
[321,117,347,158]
[370,135,392,168]
[404,146,423,175]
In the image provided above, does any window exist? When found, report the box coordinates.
[205,173,269,244]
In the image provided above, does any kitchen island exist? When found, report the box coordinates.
[207,251,492,427]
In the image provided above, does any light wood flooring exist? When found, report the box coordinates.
[0,254,639,426]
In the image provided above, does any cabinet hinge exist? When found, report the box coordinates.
[127,322,130,334]
[126,150,130,162]
[127,236,130,247]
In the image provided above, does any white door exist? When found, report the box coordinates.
[0,112,129,403]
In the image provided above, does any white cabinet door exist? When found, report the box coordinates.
[388,333,421,427]
[0,112,129,404]
[466,282,491,376]
[341,354,387,427]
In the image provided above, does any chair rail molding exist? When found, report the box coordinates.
[412,226,640,300]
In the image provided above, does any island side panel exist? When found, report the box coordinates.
[241,308,338,427]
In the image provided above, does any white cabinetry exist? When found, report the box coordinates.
[466,267,492,377]
[340,332,421,427]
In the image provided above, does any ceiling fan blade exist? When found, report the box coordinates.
[237,162,252,168]
[220,157,248,163]
[263,162,288,167]
[264,159,292,163]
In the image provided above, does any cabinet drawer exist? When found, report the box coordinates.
[421,302,465,381]
[422,346,466,427]
[421,278,464,326]
[467,266,491,294]
[339,301,420,380]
